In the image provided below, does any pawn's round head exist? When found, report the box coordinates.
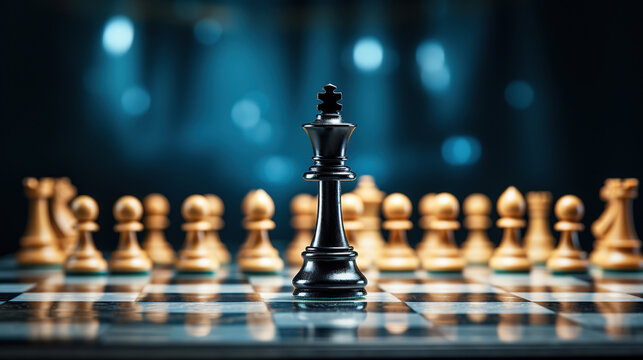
[433,193,459,220]
[497,186,526,218]
[143,193,170,216]
[242,190,256,215]
[463,193,491,216]
[246,189,275,220]
[205,194,224,217]
[555,195,584,222]
[113,195,143,222]
[72,195,99,222]
[382,193,412,220]
[182,195,211,222]
[290,194,314,215]
[418,193,436,216]
[341,193,364,220]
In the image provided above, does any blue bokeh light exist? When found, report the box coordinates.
[441,136,481,166]
[505,80,534,109]
[121,86,151,116]
[416,41,445,71]
[352,37,384,72]
[102,16,134,56]
[193,18,222,45]
[421,66,451,92]
[231,98,261,129]
[259,156,295,184]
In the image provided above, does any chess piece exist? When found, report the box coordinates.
[292,84,367,298]
[489,186,531,272]
[237,190,256,257]
[17,177,65,267]
[421,193,466,272]
[285,194,316,266]
[64,195,107,274]
[461,193,494,264]
[176,195,219,273]
[598,178,642,271]
[142,193,175,266]
[342,193,373,270]
[377,193,420,271]
[353,175,386,256]
[238,189,284,273]
[590,179,620,265]
[416,193,439,258]
[109,196,152,273]
[524,192,555,264]
[204,194,231,264]
[546,195,589,273]
[50,177,79,255]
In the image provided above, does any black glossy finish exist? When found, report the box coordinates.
[292,84,367,299]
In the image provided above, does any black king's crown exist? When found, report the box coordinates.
[293,83,367,299]
[303,84,356,181]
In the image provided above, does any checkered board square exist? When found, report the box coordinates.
[0,261,641,357]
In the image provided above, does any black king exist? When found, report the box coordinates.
[292,84,368,299]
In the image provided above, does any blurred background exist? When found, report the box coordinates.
[1,0,642,256]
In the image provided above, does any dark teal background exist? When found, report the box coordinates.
[1,0,642,256]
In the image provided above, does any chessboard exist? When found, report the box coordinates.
[0,257,641,359]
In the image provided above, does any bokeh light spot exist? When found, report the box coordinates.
[102,16,134,56]
[231,99,261,129]
[121,86,151,116]
[421,66,451,92]
[416,41,445,71]
[353,37,384,72]
[193,18,222,45]
[259,156,295,184]
[505,80,534,109]
[441,136,481,166]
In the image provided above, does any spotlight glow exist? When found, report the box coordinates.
[505,81,534,109]
[421,66,451,92]
[231,99,261,129]
[416,41,445,71]
[102,16,134,56]
[441,136,481,166]
[193,18,222,45]
[353,37,384,72]
[121,86,150,116]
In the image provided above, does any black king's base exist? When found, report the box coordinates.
[292,84,367,299]
[293,181,367,299]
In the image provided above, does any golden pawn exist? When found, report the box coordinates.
[376,193,419,271]
[590,179,620,265]
[237,190,256,257]
[353,175,386,257]
[416,193,439,259]
[109,196,152,273]
[142,194,175,266]
[342,193,373,270]
[547,195,588,273]
[461,193,494,265]
[176,195,219,273]
[50,177,79,256]
[238,189,284,273]
[285,194,316,267]
[489,186,531,272]
[17,177,65,267]
[524,192,555,264]
[64,196,107,274]
[205,194,231,265]
[421,193,466,272]
[598,179,642,271]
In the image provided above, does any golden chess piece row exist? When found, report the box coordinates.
[286,176,641,274]
[17,177,232,274]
